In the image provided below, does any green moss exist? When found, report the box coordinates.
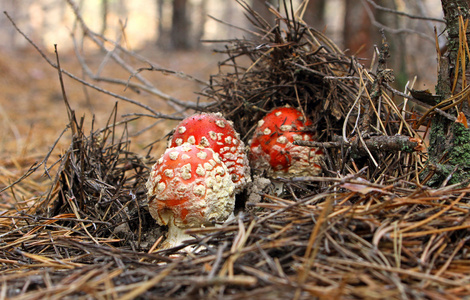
[449,171,467,185]
[428,115,449,161]
[450,123,470,165]
[399,138,413,152]
[440,123,470,185]
[423,122,470,186]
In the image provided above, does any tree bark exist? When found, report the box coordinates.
[440,0,470,96]
[426,0,470,185]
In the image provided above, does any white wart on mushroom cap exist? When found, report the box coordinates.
[249,107,324,178]
[146,144,235,230]
[169,113,250,192]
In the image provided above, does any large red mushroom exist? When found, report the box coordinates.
[249,107,324,179]
[169,113,250,192]
[146,143,235,249]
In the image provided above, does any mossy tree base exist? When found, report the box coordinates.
[425,0,470,186]
[427,122,470,186]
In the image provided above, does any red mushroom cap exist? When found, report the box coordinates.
[146,143,235,229]
[249,107,323,177]
[169,113,250,192]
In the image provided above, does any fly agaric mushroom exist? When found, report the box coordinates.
[146,143,235,249]
[169,113,250,192]
[249,107,324,179]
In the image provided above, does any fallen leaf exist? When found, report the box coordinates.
[456,111,468,128]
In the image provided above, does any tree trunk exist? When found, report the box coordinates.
[171,0,191,49]
[303,0,326,30]
[156,0,172,48]
[251,0,275,26]
[426,0,470,185]
[101,0,109,36]
[195,0,208,48]
[375,0,407,89]
[343,0,376,61]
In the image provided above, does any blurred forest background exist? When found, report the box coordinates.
[0,0,447,162]
[1,0,446,86]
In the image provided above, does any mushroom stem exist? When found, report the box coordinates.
[161,221,195,249]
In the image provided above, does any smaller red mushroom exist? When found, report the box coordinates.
[169,113,250,192]
[146,143,235,249]
[249,107,324,179]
